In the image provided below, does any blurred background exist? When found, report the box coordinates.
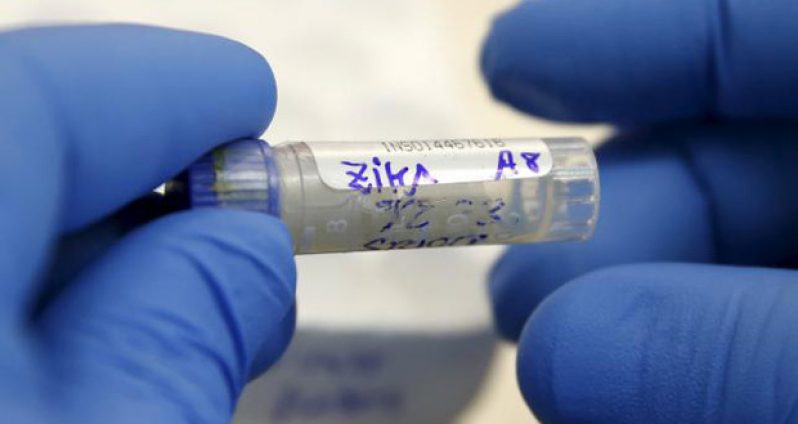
[0,1,608,422]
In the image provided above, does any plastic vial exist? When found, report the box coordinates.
[178,138,599,254]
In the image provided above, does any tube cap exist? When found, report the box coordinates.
[187,139,280,215]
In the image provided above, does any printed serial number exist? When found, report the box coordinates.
[381,139,506,153]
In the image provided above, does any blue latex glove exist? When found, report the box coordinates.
[0,25,296,423]
[482,1,798,423]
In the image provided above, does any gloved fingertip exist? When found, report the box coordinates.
[488,246,562,340]
[218,36,278,136]
[489,241,604,341]
[173,208,297,306]
[250,302,296,379]
[480,3,590,121]
[516,264,798,423]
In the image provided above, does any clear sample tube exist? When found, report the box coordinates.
[179,138,599,254]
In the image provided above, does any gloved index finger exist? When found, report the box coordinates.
[0,24,275,327]
[0,24,276,231]
[481,0,798,125]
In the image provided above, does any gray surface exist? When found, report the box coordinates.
[235,328,496,424]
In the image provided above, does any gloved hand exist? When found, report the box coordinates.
[0,25,295,423]
[482,1,798,423]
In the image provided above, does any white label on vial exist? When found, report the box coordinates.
[304,138,553,194]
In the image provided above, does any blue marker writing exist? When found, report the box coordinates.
[342,156,438,196]
[495,150,542,180]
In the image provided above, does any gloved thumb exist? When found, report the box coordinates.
[517,263,798,424]
[36,209,296,423]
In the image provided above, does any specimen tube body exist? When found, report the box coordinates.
[187,138,599,254]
